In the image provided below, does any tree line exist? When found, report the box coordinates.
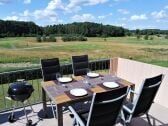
[0,20,125,37]
[0,19,168,38]
[0,20,43,37]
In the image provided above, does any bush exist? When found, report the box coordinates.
[48,35,56,42]
[144,35,149,40]
[150,36,154,40]
[165,35,168,39]
[62,35,87,42]
[36,35,42,42]
[77,36,87,41]
[42,35,47,42]
[136,35,141,40]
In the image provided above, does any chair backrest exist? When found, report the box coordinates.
[133,74,164,117]
[41,58,60,81]
[87,86,128,126]
[72,55,89,76]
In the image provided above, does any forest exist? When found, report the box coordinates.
[0,20,168,38]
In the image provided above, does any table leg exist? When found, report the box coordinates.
[57,104,63,126]
[42,88,48,118]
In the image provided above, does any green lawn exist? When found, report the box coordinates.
[0,36,168,72]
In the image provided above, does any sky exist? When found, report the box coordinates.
[0,0,168,29]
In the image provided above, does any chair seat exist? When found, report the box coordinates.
[71,102,90,124]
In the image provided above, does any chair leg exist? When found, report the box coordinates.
[50,100,57,119]
[125,123,131,126]
[146,113,152,126]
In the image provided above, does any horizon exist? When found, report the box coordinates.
[0,0,168,30]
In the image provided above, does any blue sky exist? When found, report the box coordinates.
[0,0,168,29]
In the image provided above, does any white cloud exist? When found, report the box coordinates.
[87,0,109,5]
[130,14,148,21]
[118,9,129,14]
[65,0,109,13]
[164,5,168,9]
[46,0,64,10]
[98,13,112,19]
[4,16,19,20]
[71,13,95,22]
[23,0,31,4]
[113,0,128,2]
[151,10,167,19]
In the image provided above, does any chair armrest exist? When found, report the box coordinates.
[68,106,85,126]
[123,105,133,114]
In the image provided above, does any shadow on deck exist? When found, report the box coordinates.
[0,103,168,126]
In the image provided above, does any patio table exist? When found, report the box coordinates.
[41,74,135,126]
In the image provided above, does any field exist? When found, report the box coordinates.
[0,36,168,72]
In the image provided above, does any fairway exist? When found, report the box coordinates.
[0,36,168,72]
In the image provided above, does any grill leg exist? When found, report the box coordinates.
[23,103,29,123]
[23,103,32,126]
[8,103,17,123]
[11,104,15,117]
[27,100,34,113]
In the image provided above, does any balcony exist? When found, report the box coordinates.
[0,58,168,126]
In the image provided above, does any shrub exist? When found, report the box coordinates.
[62,35,87,42]
[48,35,56,42]
[150,36,154,40]
[136,35,141,40]
[165,35,168,39]
[36,35,42,42]
[144,35,149,40]
[42,35,47,42]
[77,36,87,41]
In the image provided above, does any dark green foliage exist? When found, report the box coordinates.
[42,35,47,42]
[48,35,56,42]
[144,35,149,40]
[62,35,87,42]
[39,34,57,42]
[0,20,43,37]
[137,35,141,40]
[43,22,126,37]
[135,29,140,35]
[165,35,168,39]
[1,19,168,38]
[150,36,154,40]
[36,35,42,42]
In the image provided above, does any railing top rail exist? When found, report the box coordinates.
[0,59,110,84]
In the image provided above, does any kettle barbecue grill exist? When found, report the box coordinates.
[7,79,34,126]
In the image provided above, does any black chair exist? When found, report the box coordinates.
[41,58,61,81]
[72,55,89,76]
[69,86,128,126]
[40,58,61,119]
[122,74,164,125]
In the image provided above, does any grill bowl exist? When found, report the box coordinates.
[8,81,34,102]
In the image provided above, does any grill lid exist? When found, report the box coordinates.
[8,80,34,97]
